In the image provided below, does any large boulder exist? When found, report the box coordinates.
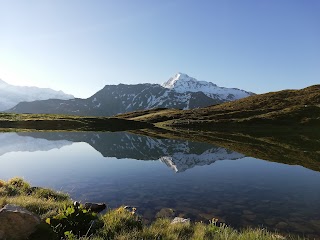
[0,204,40,240]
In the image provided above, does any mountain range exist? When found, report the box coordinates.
[0,79,74,111]
[7,73,253,116]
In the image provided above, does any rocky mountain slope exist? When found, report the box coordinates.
[0,79,74,111]
[7,73,253,116]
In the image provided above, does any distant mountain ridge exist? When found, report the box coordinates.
[7,73,253,116]
[0,79,74,111]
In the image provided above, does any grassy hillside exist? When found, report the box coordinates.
[119,85,320,130]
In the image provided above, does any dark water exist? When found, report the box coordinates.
[0,132,319,238]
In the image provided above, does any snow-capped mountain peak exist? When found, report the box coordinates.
[162,72,211,90]
[162,72,252,101]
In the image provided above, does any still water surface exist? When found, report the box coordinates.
[0,132,319,237]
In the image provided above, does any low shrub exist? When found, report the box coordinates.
[46,205,101,239]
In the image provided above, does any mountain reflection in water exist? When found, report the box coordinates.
[0,131,319,238]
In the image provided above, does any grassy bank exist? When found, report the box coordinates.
[0,113,153,132]
[0,178,306,240]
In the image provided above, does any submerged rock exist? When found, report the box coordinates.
[84,202,107,213]
[275,221,288,229]
[242,214,256,221]
[264,218,277,226]
[0,204,40,240]
[156,208,175,219]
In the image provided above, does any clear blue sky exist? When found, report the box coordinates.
[0,0,319,98]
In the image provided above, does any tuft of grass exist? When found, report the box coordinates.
[98,206,143,239]
[0,178,72,219]
[0,196,7,208]
[6,195,71,219]
[31,187,70,201]
[5,177,31,195]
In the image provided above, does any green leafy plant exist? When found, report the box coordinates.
[46,205,101,239]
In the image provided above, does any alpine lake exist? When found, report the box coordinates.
[0,131,319,238]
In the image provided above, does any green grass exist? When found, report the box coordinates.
[77,216,301,240]
[0,178,308,240]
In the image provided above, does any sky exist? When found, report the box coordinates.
[0,0,319,98]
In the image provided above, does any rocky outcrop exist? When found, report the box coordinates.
[0,204,40,240]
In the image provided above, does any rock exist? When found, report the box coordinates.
[199,213,225,223]
[242,214,256,221]
[275,221,288,229]
[234,205,245,209]
[264,218,277,226]
[156,208,175,219]
[206,208,222,215]
[142,209,155,220]
[242,210,254,215]
[84,202,106,213]
[123,206,137,214]
[288,222,314,233]
[0,204,40,240]
[310,220,320,229]
[199,213,215,220]
[171,217,190,224]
